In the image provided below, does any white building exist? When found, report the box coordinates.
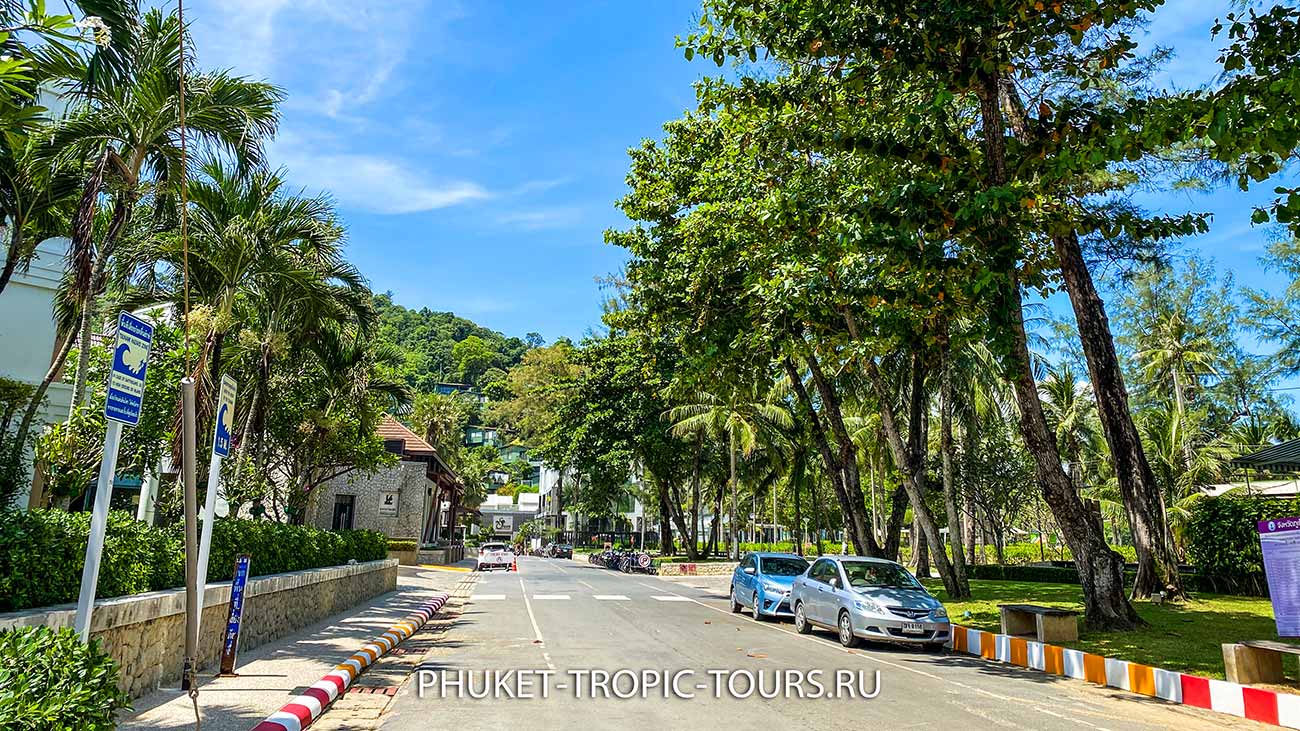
[0,237,74,507]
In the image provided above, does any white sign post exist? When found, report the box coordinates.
[195,374,237,635]
[75,312,153,642]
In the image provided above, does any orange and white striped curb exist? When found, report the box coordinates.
[949,625,1300,728]
[251,592,450,731]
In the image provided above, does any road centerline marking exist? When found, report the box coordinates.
[651,595,692,602]
[593,594,630,601]
[519,579,547,650]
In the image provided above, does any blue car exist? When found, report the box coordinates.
[730,552,810,621]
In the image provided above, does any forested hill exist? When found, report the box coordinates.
[373,293,537,393]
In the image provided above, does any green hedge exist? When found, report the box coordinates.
[0,626,130,729]
[0,509,388,613]
[386,539,419,552]
[1185,496,1300,596]
[967,562,1240,596]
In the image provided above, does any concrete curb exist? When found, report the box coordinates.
[250,592,450,731]
[948,625,1300,728]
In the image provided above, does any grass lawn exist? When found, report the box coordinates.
[922,578,1294,683]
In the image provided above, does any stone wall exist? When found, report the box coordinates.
[306,460,430,540]
[0,559,398,699]
[417,545,466,565]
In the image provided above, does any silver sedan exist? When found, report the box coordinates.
[790,556,950,651]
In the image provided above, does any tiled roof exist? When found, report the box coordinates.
[377,414,436,457]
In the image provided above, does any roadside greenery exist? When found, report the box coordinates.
[926,579,1285,682]
[0,626,130,730]
[482,0,1300,636]
[0,509,386,613]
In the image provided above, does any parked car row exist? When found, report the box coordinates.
[732,552,950,652]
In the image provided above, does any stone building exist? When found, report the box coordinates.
[305,415,463,543]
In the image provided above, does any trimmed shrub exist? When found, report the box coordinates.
[1185,496,1300,596]
[0,626,130,729]
[387,539,419,552]
[968,564,1082,583]
[0,509,389,612]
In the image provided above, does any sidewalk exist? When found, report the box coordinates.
[120,566,468,731]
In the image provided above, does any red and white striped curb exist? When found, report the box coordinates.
[251,592,450,731]
[949,625,1300,728]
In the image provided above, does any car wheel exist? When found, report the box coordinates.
[730,586,742,614]
[794,602,812,634]
[837,611,860,648]
[923,642,946,653]
[752,593,766,622]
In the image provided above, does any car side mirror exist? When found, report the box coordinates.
[743,566,756,575]
[828,577,840,589]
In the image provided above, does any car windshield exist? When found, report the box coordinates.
[482,544,505,552]
[841,561,923,590]
[760,557,810,576]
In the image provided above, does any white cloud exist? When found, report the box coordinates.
[496,207,584,230]
[277,149,490,214]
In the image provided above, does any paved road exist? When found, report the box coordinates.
[381,556,1254,730]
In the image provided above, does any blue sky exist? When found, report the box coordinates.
[172,0,1294,344]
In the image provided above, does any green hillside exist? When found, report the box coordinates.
[373,293,535,394]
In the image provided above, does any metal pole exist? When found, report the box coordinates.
[195,449,222,637]
[181,378,199,690]
[74,420,123,642]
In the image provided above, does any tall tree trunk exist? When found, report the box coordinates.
[792,460,804,556]
[940,338,970,591]
[802,348,880,555]
[884,485,908,561]
[0,227,24,298]
[9,332,77,499]
[69,194,132,412]
[975,69,1139,630]
[782,355,880,556]
[1054,231,1184,600]
[864,354,966,597]
[658,480,675,555]
[1002,277,1140,628]
[962,416,980,564]
[908,356,930,578]
[728,430,738,559]
[809,469,825,555]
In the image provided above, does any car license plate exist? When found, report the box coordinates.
[901,622,926,635]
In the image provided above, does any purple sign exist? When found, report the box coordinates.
[1258,517,1300,638]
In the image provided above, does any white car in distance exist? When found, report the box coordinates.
[476,542,514,571]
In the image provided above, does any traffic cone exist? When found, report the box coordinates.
[511,557,518,572]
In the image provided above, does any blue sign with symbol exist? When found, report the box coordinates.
[212,375,238,457]
[219,554,252,674]
[104,312,153,426]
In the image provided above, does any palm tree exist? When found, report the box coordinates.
[0,128,83,297]
[153,160,366,472]
[667,378,792,559]
[42,7,281,410]
[1136,309,1219,422]
[1039,363,1101,491]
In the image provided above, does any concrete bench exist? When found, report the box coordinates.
[1223,640,1300,684]
[998,604,1080,643]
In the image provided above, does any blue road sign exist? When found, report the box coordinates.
[219,554,252,675]
[104,312,154,426]
[212,375,238,457]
